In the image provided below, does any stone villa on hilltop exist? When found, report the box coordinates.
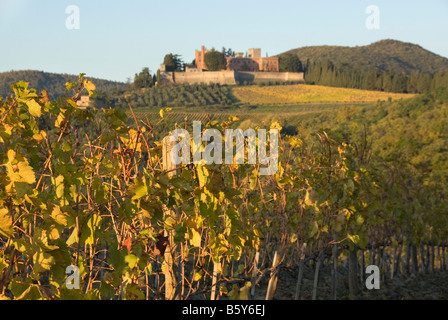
[194,46,279,72]
[159,46,303,85]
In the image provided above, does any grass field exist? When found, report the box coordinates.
[231,84,415,105]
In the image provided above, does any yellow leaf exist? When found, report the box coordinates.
[348,234,360,245]
[51,206,68,226]
[253,227,263,238]
[189,228,202,247]
[17,161,36,184]
[164,216,177,230]
[304,188,317,206]
[270,121,282,131]
[7,149,15,162]
[33,250,55,273]
[26,99,42,117]
[193,271,203,281]
[84,80,96,92]
[53,175,64,199]
[125,254,138,269]
[159,109,164,119]
[0,208,13,238]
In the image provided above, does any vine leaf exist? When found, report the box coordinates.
[26,99,42,117]
[123,237,132,253]
[0,208,13,238]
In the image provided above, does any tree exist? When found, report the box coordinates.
[279,54,303,72]
[221,47,236,58]
[204,50,227,71]
[134,67,153,89]
[392,73,408,93]
[163,54,184,72]
[417,73,432,93]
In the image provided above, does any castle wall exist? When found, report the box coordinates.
[161,71,304,85]
[236,72,304,84]
[173,71,237,85]
[160,71,175,83]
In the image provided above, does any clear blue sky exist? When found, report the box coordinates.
[1,0,447,82]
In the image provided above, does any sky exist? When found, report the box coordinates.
[0,0,447,82]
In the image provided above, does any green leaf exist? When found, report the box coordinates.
[26,99,42,117]
[10,279,43,300]
[197,165,209,189]
[16,285,42,300]
[0,254,8,273]
[125,282,145,300]
[65,82,77,91]
[238,282,251,300]
[228,284,239,300]
[130,179,147,200]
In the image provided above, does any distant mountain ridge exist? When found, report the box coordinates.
[0,70,128,98]
[278,39,448,74]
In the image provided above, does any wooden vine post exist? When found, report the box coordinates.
[210,259,220,300]
[294,243,307,300]
[266,251,280,300]
[251,251,260,298]
[162,136,180,300]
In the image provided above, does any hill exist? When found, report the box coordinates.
[279,39,448,74]
[0,70,128,98]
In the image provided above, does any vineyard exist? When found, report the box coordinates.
[232,84,415,105]
[0,76,448,301]
[111,83,235,109]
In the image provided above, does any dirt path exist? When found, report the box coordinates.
[251,264,448,300]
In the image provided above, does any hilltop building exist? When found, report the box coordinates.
[194,46,279,72]
[158,45,303,85]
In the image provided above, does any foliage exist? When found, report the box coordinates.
[0,70,128,99]
[221,47,236,58]
[204,51,227,71]
[0,77,447,301]
[133,68,154,89]
[304,60,448,94]
[163,54,184,72]
[110,83,234,109]
[278,53,303,73]
[282,39,448,75]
